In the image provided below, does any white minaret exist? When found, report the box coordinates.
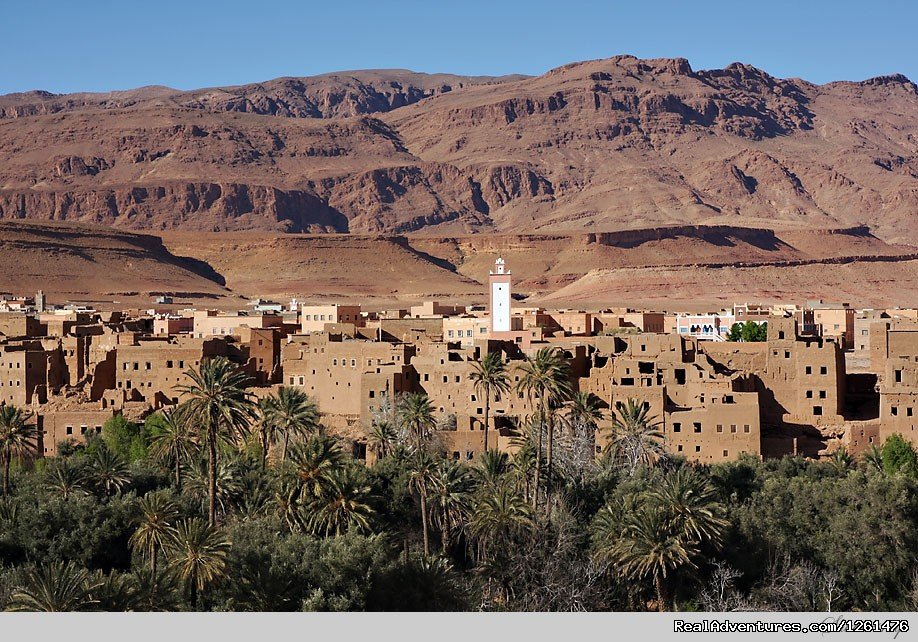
[489,257,511,333]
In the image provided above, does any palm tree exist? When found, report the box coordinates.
[648,467,728,548]
[398,393,437,450]
[184,458,244,519]
[299,465,377,536]
[0,405,36,495]
[178,357,255,525]
[430,459,474,555]
[603,399,666,476]
[287,434,346,501]
[6,561,100,612]
[470,351,511,453]
[44,459,87,500]
[476,449,510,489]
[166,517,231,609]
[260,386,321,464]
[829,447,854,475]
[149,405,197,490]
[87,448,131,496]
[516,347,571,507]
[861,444,884,472]
[468,480,533,563]
[407,453,440,556]
[367,419,399,461]
[599,505,694,611]
[129,492,180,580]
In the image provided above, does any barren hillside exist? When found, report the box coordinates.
[0,56,915,242]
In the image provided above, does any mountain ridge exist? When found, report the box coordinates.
[0,55,915,244]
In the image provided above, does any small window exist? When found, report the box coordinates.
[730,424,737,433]
[66,426,73,435]
[820,366,828,375]
[805,366,812,375]
[716,424,723,433]
[813,406,823,416]
[693,422,701,433]
[695,445,701,453]
[819,390,827,399]
[723,450,729,457]
[672,423,681,433]
[743,424,750,433]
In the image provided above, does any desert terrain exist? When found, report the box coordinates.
[0,55,915,308]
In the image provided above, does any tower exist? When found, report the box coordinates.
[35,290,45,313]
[489,257,511,334]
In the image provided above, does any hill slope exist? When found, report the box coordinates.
[0,57,915,241]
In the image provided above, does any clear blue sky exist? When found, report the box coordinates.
[1,0,915,95]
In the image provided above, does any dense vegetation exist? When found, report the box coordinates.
[1,352,918,612]
[728,321,769,342]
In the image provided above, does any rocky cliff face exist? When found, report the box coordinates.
[0,57,915,241]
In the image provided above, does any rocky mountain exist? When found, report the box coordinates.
[0,56,915,242]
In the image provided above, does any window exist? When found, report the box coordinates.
[784,351,791,359]
[806,390,813,399]
[695,445,701,453]
[743,424,750,433]
[716,424,723,433]
[66,426,73,435]
[896,370,903,383]
[819,390,827,399]
[693,422,701,433]
[805,366,812,375]
[723,450,729,457]
[891,406,898,416]
[167,360,173,368]
[672,422,681,433]
[820,366,828,375]
[730,424,737,433]
[813,406,823,416]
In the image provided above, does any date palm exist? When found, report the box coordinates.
[6,560,100,612]
[470,351,511,453]
[0,404,36,495]
[430,459,475,555]
[299,465,376,536]
[599,504,694,611]
[44,458,87,500]
[166,517,231,610]
[178,356,255,525]
[649,467,728,548]
[129,492,180,580]
[469,480,533,563]
[407,452,440,556]
[260,386,321,464]
[367,419,399,461]
[398,393,437,450]
[149,405,198,490]
[603,399,666,476]
[287,434,346,501]
[476,449,510,489]
[87,448,131,496]
[516,347,571,507]
[184,458,244,519]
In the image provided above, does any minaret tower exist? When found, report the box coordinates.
[489,257,511,334]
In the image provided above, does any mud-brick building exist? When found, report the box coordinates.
[581,333,761,463]
[281,332,416,433]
